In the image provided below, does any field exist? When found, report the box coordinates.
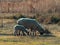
[0,36,60,45]
[0,19,60,45]
[0,0,60,44]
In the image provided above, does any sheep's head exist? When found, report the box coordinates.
[44,28,52,35]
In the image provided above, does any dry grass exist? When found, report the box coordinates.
[0,19,60,45]
[0,36,60,45]
[0,0,60,13]
[0,25,60,45]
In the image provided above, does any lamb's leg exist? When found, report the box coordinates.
[35,30,36,36]
[25,30,29,36]
[22,29,29,36]
[32,30,34,36]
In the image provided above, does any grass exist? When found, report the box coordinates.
[0,19,60,45]
[0,36,60,45]
[0,29,60,45]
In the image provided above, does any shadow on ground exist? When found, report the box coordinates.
[0,33,56,37]
[39,34,56,37]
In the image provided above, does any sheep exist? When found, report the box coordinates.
[17,18,51,36]
[14,24,29,36]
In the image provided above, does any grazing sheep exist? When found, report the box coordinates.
[14,24,29,36]
[17,18,51,36]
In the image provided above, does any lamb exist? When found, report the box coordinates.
[14,24,29,36]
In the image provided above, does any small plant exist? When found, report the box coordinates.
[18,14,26,18]
[13,14,27,20]
[30,16,36,19]
[58,21,60,25]
[13,16,18,20]
[51,16,60,24]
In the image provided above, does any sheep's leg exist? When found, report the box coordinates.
[20,31,23,36]
[31,29,34,36]
[17,30,20,36]
[32,30,37,36]
[30,29,32,36]
[19,30,20,36]
[29,29,31,36]
[22,31,26,36]
[14,30,18,36]
[32,30,34,36]
[33,30,36,36]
